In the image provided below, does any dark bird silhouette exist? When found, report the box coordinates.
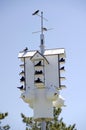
[59,58,65,62]
[32,10,39,15]
[17,85,23,90]
[35,78,43,83]
[54,93,58,96]
[20,76,25,82]
[20,64,24,68]
[23,47,28,52]
[60,66,65,70]
[35,70,43,74]
[43,27,47,31]
[17,85,26,91]
[35,61,41,66]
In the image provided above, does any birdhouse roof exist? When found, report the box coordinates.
[18,50,36,58]
[44,48,65,56]
[30,51,49,64]
[18,48,65,58]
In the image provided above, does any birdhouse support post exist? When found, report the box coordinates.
[41,121,46,130]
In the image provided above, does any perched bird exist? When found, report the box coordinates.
[23,47,28,52]
[60,66,65,70]
[17,85,23,90]
[35,78,43,83]
[17,85,26,91]
[35,61,41,66]
[32,10,39,15]
[35,70,42,74]
[20,76,25,82]
[59,58,65,62]
[43,27,47,31]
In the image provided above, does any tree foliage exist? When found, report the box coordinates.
[21,108,77,130]
[0,112,10,130]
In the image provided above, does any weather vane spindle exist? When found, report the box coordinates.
[40,11,45,55]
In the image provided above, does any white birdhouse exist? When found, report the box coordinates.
[18,48,66,121]
[18,48,65,89]
[18,11,66,121]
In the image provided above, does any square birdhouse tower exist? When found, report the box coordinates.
[18,48,66,90]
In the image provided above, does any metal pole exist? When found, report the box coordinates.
[40,11,45,54]
[41,120,46,130]
[40,12,46,130]
[41,11,43,34]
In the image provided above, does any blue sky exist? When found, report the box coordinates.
[0,0,86,130]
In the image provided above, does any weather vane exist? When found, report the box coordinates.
[32,10,53,54]
[32,10,53,33]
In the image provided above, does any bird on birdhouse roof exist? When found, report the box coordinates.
[23,47,28,52]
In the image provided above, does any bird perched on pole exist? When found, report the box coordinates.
[32,10,39,15]
[42,27,47,31]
